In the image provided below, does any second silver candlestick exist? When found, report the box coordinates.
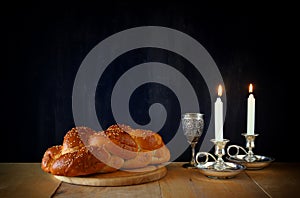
[227,133,274,169]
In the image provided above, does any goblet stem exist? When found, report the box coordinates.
[190,142,197,166]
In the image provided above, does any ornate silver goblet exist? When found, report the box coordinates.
[181,113,204,168]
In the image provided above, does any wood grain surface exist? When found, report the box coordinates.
[54,163,270,198]
[0,163,61,198]
[1,162,300,198]
[245,162,300,198]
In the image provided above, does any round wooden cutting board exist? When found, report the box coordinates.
[54,165,167,186]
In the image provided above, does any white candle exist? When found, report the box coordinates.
[215,85,223,141]
[247,84,255,135]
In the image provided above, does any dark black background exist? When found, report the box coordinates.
[1,2,297,162]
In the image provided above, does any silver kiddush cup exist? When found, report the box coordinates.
[181,113,204,168]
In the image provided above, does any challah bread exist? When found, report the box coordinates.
[127,128,164,150]
[41,127,120,176]
[41,124,170,176]
[117,124,171,167]
[104,125,139,159]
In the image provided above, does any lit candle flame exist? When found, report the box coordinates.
[218,84,222,97]
[249,83,253,93]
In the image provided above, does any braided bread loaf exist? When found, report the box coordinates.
[41,124,170,176]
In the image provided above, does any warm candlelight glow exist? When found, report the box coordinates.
[249,84,253,93]
[218,84,222,97]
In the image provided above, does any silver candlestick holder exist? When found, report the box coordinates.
[242,133,258,162]
[211,139,230,170]
[227,133,274,169]
[195,139,245,179]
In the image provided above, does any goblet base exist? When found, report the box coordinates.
[182,163,197,169]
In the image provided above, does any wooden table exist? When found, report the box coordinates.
[1,162,299,198]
